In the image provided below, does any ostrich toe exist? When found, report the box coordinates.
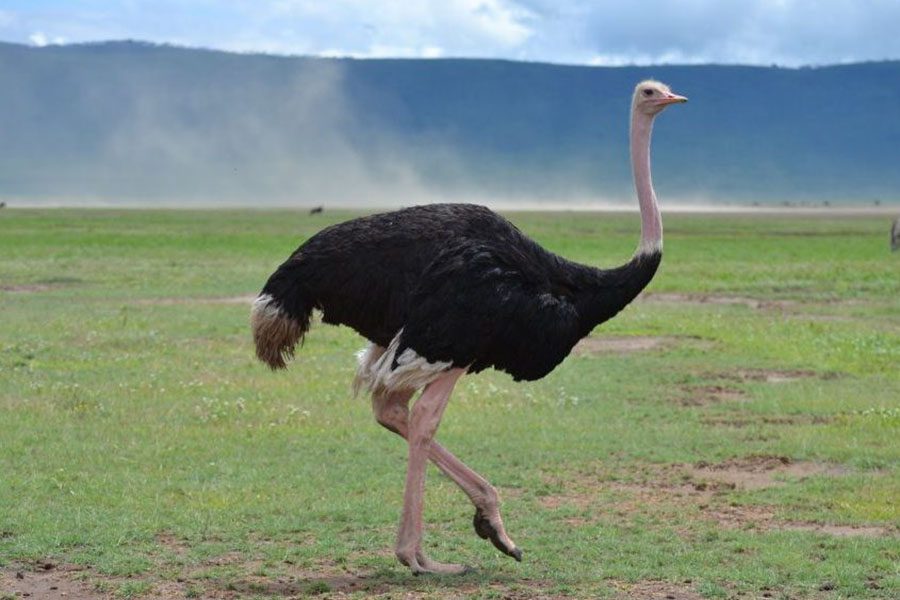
[473,507,522,561]
[409,551,471,575]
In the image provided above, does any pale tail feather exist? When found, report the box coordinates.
[251,293,308,369]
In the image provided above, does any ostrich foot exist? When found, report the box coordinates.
[415,551,472,575]
[396,547,471,575]
[473,507,522,561]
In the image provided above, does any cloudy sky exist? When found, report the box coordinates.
[1,0,898,66]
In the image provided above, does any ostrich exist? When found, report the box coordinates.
[251,81,687,574]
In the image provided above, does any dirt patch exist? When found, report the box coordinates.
[594,458,892,539]
[3,556,559,600]
[136,295,256,306]
[750,370,817,384]
[573,335,675,355]
[561,455,849,498]
[197,570,562,600]
[698,506,893,537]
[154,532,189,557]
[780,523,891,537]
[197,550,248,568]
[453,579,563,600]
[701,414,834,428]
[721,368,821,384]
[680,384,747,406]
[641,292,795,311]
[608,580,705,600]
[1,563,414,600]
[678,368,829,406]
[1,277,83,293]
[697,503,778,531]
[220,572,387,597]
[1,283,59,293]
[689,455,847,491]
[678,365,836,409]
[538,493,596,511]
[0,563,104,600]
[641,292,881,330]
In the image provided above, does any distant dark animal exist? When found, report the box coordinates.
[251,81,687,573]
[892,218,900,251]
[309,205,323,215]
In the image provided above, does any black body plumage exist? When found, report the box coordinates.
[258,204,661,381]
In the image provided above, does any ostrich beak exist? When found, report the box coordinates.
[657,93,688,106]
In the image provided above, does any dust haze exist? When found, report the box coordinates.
[92,61,447,207]
[8,54,631,209]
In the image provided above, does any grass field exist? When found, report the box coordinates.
[0,208,898,600]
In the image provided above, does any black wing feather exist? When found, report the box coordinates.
[398,240,583,381]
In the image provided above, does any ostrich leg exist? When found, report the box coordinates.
[374,386,521,567]
[393,368,469,574]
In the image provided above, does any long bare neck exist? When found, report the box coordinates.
[630,109,662,256]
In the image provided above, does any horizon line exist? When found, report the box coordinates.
[4,38,899,70]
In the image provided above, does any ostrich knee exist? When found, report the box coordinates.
[372,390,412,437]
[375,404,409,436]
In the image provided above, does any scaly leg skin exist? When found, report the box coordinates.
[393,368,470,575]
[374,382,521,567]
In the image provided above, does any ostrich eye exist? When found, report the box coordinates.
[643,89,654,96]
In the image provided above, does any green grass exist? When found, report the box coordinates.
[0,208,898,599]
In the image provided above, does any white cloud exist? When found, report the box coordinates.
[421,45,444,59]
[226,0,533,57]
[3,1,900,65]
[320,44,445,60]
[535,0,900,66]
[467,0,534,47]
[28,31,48,47]
[27,31,66,47]
[589,50,697,67]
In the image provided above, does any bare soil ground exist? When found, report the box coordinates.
[0,277,84,293]
[639,292,886,327]
[640,292,797,310]
[700,414,834,427]
[722,369,822,384]
[678,368,821,406]
[0,559,410,600]
[0,565,709,600]
[540,456,894,540]
[573,335,674,355]
[1,563,100,600]
[607,580,706,600]
[679,384,747,406]
[688,455,848,491]
[572,335,718,356]
[1,284,62,293]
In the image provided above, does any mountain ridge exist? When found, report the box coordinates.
[1,41,898,206]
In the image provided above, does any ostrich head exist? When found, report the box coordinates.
[633,80,687,117]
